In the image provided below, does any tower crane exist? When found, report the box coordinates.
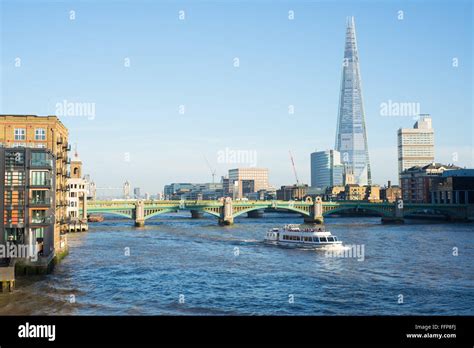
[289,150,302,186]
[203,155,217,184]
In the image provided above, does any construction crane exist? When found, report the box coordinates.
[203,154,217,184]
[289,150,301,186]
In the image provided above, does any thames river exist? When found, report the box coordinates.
[0,213,473,315]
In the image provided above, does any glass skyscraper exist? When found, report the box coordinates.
[335,17,372,185]
[310,150,344,190]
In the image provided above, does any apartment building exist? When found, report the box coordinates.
[0,148,56,266]
[0,115,70,253]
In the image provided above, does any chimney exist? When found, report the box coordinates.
[387,180,391,188]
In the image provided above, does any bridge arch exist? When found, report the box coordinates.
[403,206,465,219]
[143,207,222,220]
[232,205,310,219]
[322,205,392,217]
[144,208,179,220]
[87,210,133,219]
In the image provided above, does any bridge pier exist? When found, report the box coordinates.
[218,197,234,226]
[304,197,324,224]
[134,200,145,227]
[382,199,404,224]
[247,209,264,218]
[190,210,204,219]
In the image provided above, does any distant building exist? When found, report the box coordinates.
[398,115,434,181]
[343,167,355,185]
[83,174,96,201]
[310,150,343,190]
[123,180,131,199]
[430,169,474,204]
[133,187,141,199]
[276,185,309,201]
[380,181,402,203]
[365,185,381,202]
[163,182,223,200]
[221,176,230,196]
[0,147,56,263]
[325,184,380,202]
[400,163,460,203]
[228,168,269,199]
[324,186,346,201]
[344,184,367,201]
[87,180,96,201]
[164,183,194,198]
[67,150,87,223]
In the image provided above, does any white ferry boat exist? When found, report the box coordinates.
[264,224,342,249]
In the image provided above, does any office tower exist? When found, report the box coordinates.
[310,150,344,189]
[397,114,435,179]
[335,17,371,185]
[228,168,269,199]
[123,180,131,199]
[133,187,141,199]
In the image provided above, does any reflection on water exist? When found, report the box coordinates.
[0,213,473,315]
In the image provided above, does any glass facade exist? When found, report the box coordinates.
[335,17,371,186]
[311,150,343,189]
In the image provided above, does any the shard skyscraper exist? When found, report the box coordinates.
[335,16,371,185]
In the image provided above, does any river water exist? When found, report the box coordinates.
[0,213,473,315]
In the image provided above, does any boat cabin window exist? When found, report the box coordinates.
[327,237,335,242]
[319,237,328,242]
[312,237,319,242]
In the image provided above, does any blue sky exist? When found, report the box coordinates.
[1,0,472,195]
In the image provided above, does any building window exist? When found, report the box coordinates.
[31,171,50,186]
[4,171,25,186]
[31,152,52,167]
[5,151,25,166]
[14,128,26,141]
[31,210,48,224]
[31,190,48,205]
[35,128,46,140]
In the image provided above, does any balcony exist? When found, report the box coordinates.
[31,159,53,168]
[31,214,53,225]
[30,197,52,207]
[30,179,53,188]
[5,218,25,226]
